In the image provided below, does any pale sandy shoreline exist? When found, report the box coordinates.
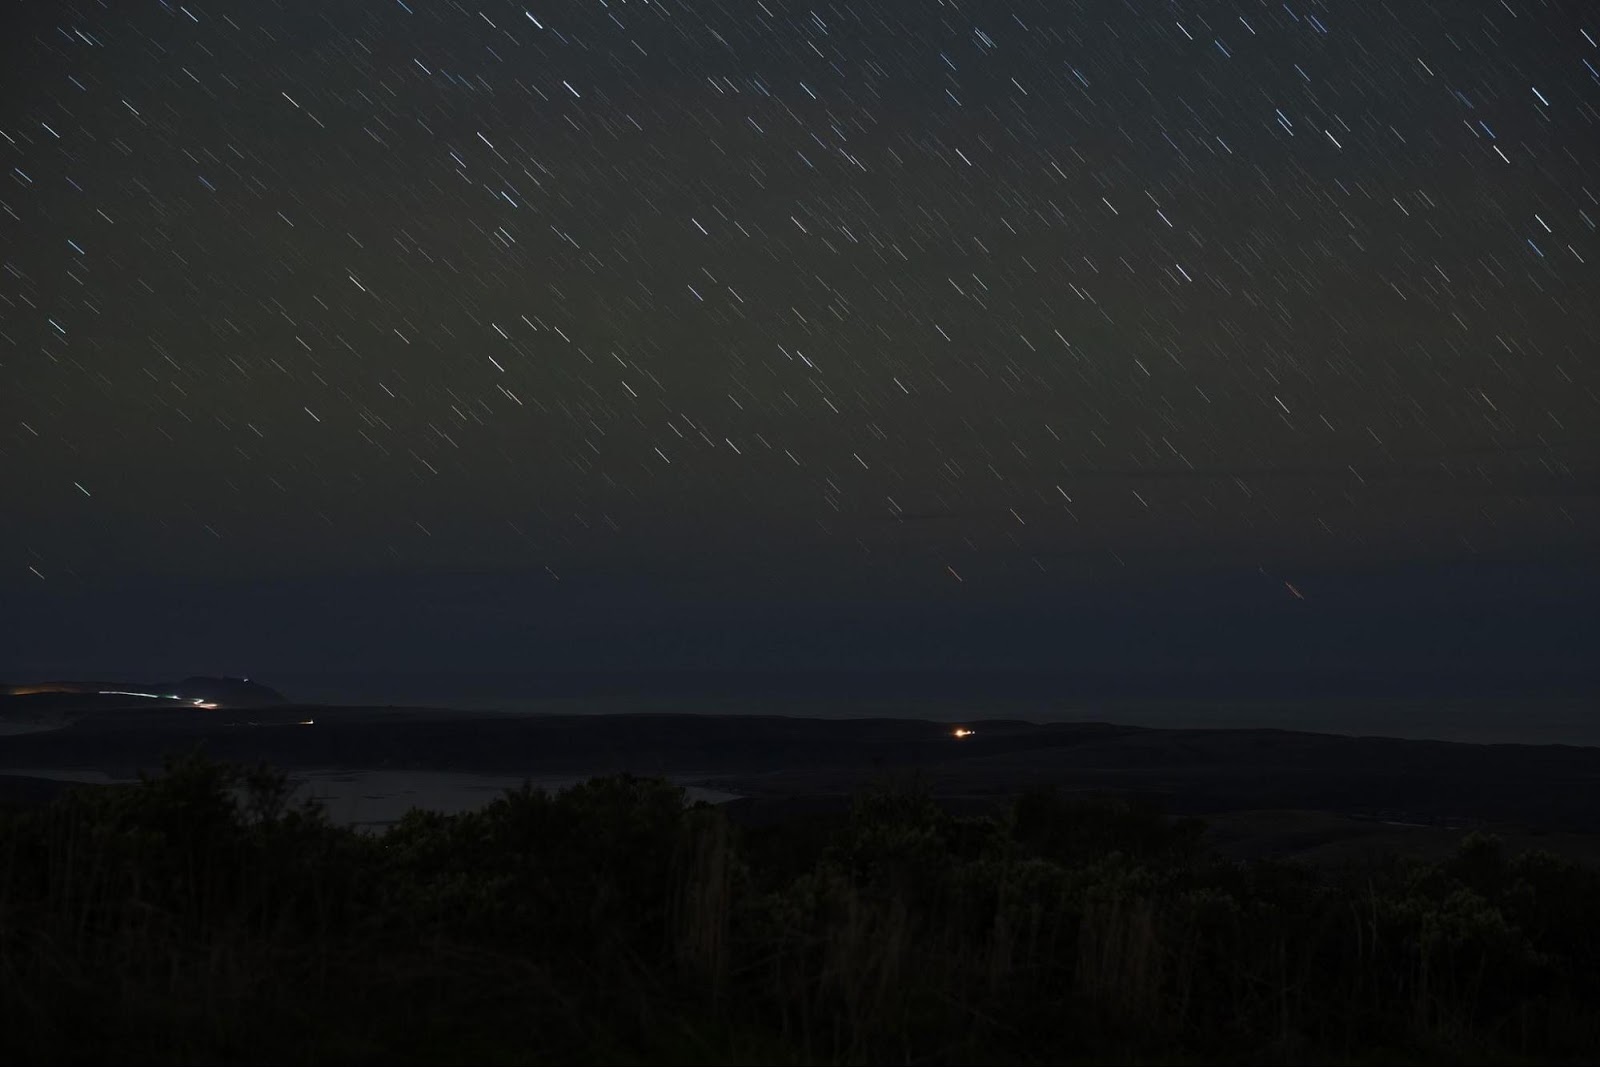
[0,765,741,830]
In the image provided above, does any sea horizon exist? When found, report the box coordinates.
[219,670,1600,749]
[6,667,1595,747]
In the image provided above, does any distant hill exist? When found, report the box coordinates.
[172,677,287,706]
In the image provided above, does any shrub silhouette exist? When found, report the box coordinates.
[4,757,1600,1064]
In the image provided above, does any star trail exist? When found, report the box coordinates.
[2,0,1596,680]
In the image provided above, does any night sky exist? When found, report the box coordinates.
[2,1,1596,689]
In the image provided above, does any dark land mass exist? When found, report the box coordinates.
[6,700,1600,864]
[9,702,1600,1063]
[0,676,285,706]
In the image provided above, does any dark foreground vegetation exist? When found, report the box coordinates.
[3,758,1599,1065]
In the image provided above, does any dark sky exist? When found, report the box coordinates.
[2,1,1596,689]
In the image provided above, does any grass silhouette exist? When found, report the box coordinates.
[3,753,1599,1064]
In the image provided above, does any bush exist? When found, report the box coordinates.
[3,759,1597,1064]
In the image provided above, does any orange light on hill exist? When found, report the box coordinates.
[952,727,974,738]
